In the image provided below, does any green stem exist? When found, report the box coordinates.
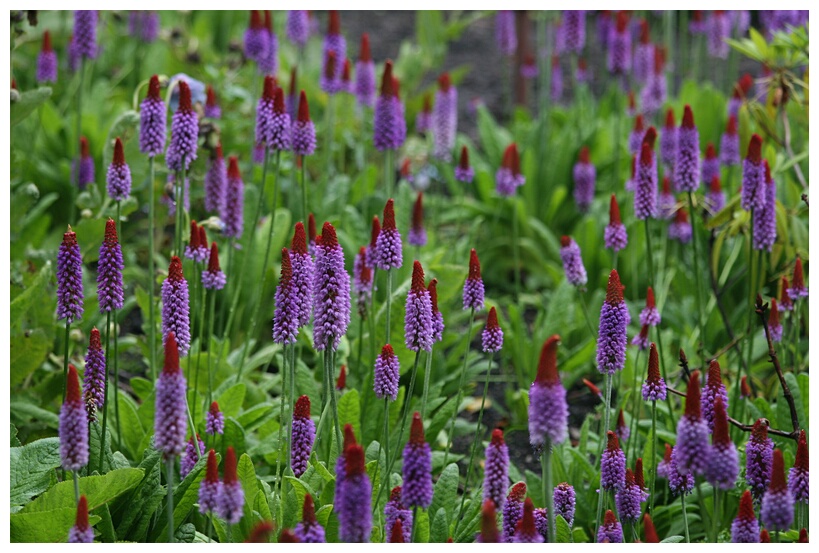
[543,441,555,543]
[275,348,287,515]
[99,311,112,474]
[410,506,419,543]
[73,470,80,505]
[386,149,394,199]
[148,156,157,382]
[681,493,690,543]
[512,197,521,298]
[577,289,597,338]
[114,202,122,451]
[326,343,342,462]
[324,95,335,177]
[688,192,707,362]
[70,58,85,224]
[627,350,642,461]
[186,402,202,459]
[420,346,433,422]
[385,269,393,344]
[193,269,207,425]
[166,458,175,543]
[206,512,212,543]
[206,291,216,409]
[595,372,613,536]
[377,397,390,516]
[300,157,307,223]
[713,488,721,541]
[649,400,658,515]
[63,321,70,403]
[443,307,475,467]
[287,345,296,474]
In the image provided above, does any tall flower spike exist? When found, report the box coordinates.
[375,198,403,270]
[558,10,586,55]
[286,10,309,48]
[463,248,485,310]
[616,408,629,442]
[741,134,766,211]
[312,222,351,351]
[223,156,244,239]
[761,449,794,532]
[273,248,299,346]
[355,33,375,107]
[180,433,205,478]
[639,287,660,326]
[641,47,667,115]
[615,468,642,523]
[57,227,84,323]
[366,215,380,267]
[337,444,372,542]
[659,175,675,219]
[560,236,588,287]
[97,219,124,313]
[633,19,653,84]
[631,323,650,350]
[290,222,314,327]
[402,413,433,509]
[573,146,596,213]
[72,10,98,60]
[483,429,510,509]
[321,50,341,94]
[702,359,729,431]
[779,276,794,312]
[607,11,631,76]
[746,418,774,501]
[731,490,760,543]
[707,11,730,58]
[384,486,413,543]
[206,401,224,435]
[701,143,720,187]
[629,115,646,155]
[673,105,700,192]
[184,220,201,262]
[634,134,658,220]
[432,73,458,161]
[245,521,274,543]
[75,139,94,188]
[294,494,326,543]
[788,256,809,300]
[707,175,726,213]
[597,509,623,543]
[60,364,89,471]
[495,11,517,56]
[502,483,527,541]
[642,343,667,401]
[660,109,677,167]
[643,513,660,543]
[753,161,777,252]
[405,261,434,352]
[481,306,504,353]
[291,90,316,156]
[140,75,166,157]
[374,60,404,151]
[740,376,752,399]
[202,242,227,291]
[291,395,315,477]
[165,80,199,172]
[605,195,628,252]
[279,529,299,543]
[161,257,190,356]
[673,371,709,477]
[596,270,629,374]
[68,495,94,543]
[154,332,187,458]
[216,446,245,524]
[353,246,373,318]
[664,445,695,496]
[789,430,809,503]
[408,192,427,247]
[416,94,432,134]
[455,145,474,183]
[244,10,269,61]
[720,115,740,166]
[513,498,544,543]
[706,396,739,490]
[204,85,221,119]
[258,11,279,77]
[553,482,576,526]
[428,278,444,343]
[601,431,626,491]
[270,87,292,152]
[495,143,525,196]
[36,30,58,83]
[322,11,346,84]
[335,424,358,481]
[634,458,648,501]
[83,329,105,421]
[529,335,569,448]
[479,500,500,543]
[374,344,400,401]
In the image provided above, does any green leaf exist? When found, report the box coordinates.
[93,501,117,542]
[10,329,53,388]
[130,377,154,401]
[284,476,314,514]
[149,455,207,542]
[10,401,59,428]
[9,437,61,507]
[337,389,361,441]
[10,87,52,126]
[11,508,101,543]
[9,261,52,327]
[430,507,449,543]
[10,424,21,447]
[661,535,685,543]
[22,468,144,514]
[430,463,459,523]
[217,383,246,418]
[555,514,572,543]
[103,110,141,163]
[415,508,430,543]
[117,393,144,459]
[115,447,164,542]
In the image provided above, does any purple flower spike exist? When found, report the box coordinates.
[416,94,432,134]
[553,482,576,526]
[60,364,89,471]
[291,396,315,478]
[384,486,413,543]
[37,30,57,83]
[768,299,783,342]
[74,136,95,190]
[482,306,504,353]
[180,434,205,478]
[706,396,739,490]
[273,248,299,346]
[639,287,661,326]
[605,195,628,252]
[68,496,94,543]
[573,146,596,213]
[433,73,458,161]
[707,176,726,213]
[753,161,777,252]
[73,11,98,60]
[202,242,227,291]
[269,85,292,152]
[628,115,645,155]
[741,134,766,211]
[513,498,544,543]
[286,11,309,48]
[596,270,629,374]
[634,21,653,84]
[366,216,380,267]
[529,336,569,448]
[402,413,433,509]
[674,105,700,193]
[428,279,444,343]
[161,257,190,357]
[258,11,278,77]
[761,449,794,532]
[216,447,244,524]
[615,469,642,523]
[223,157,244,239]
[558,11,586,54]
[662,444,694,496]
[483,429,510,510]
[129,11,160,43]
[463,248,485,310]
[707,11,731,59]
[337,444,372,542]
[521,53,538,79]
[321,49,342,95]
[83,329,105,421]
[597,510,623,543]
[354,246,373,319]
[495,11,517,55]
[204,86,221,119]
[312,222,351,351]
[668,208,692,243]
[294,495,326,543]
[701,143,720,187]
[616,409,630,442]
[183,221,206,263]
[408,192,427,247]
[642,343,667,402]
[747,419,774,501]
[560,236,588,287]
[206,401,224,435]
[702,360,729,432]
[634,129,658,220]
[97,219,124,313]
[405,261,434,352]
[374,344,400,401]
[199,449,220,514]
[720,116,740,166]
[495,143,525,196]
[290,223,314,327]
[601,431,626,491]
[105,138,132,202]
[57,227,84,324]
[607,12,631,76]
[375,198,403,270]
[374,61,404,151]
[244,11,269,62]
[154,332,187,458]
[631,323,650,350]
[674,371,709,476]
[788,257,809,300]
[731,491,760,543]
[503,483,526,541]
[323,12,346,83]
[455,145,475,183]
[255,77,275,150]
[789,430,809,504]
[478,500,500,543]
[659,176,675,219]
[660,109,677,168]
[139,75,166,157]
[166,81,199,172]
[355,34,376,108]
[292,91,317,156]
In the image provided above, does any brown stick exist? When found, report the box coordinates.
[755,294,801,434]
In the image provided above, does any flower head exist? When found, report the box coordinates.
[140,75,166,157]
[675,370,709,476]
[408,192,427,247]
[294,494,326,543]
[416,94,432,134]
[290,222,314,327]
[702,360,729,431]
[72,11,98,60]
[631,323,650,350]
[433,73,458,161]
[596,270,630,374]
[204,85,221,119]
[180,434,205,478]
[553,482,576,526]
[746,419,774,501]
[502,483,526,541]
[97,219,124,313]
[513,498,544,543]
[374,344,400,401]
[337,444,372,542]
[673,105,700,193]
[312,223,351,351]
[206,401,224,435]
[731,490,760,542]
[161,257,190,356]
[660,109,677,168]
[495,11,517,56]
[83,329,105,421]
[273,248,299,345]
[753,161,777,251]
[222,156,244,239]
[788,429,809,503]
[615,469,642,522]
[455,145,475,183]
[597,510,623,543]
[788,257,808,300]
[639,287,660,326]
[36,30,58,83]
[286,11,309,47]
[60,364,89,471]
[428,278,444,343]
[405,261,434,352]
[374,61,405,151]
[257,11,279,77]
[720,115,740,166]
[68,495,94,543]
[166,81,199,172]
[668,207,692,243]
[741,134,766,211]
[495,143,525,196]
[482,306,504,353]
[529,335,569,448]
[375,199,403,270]
[634,133,658,220]
[355,34,376,107]
[202,242,227,290]
[705,395,739,490]
[607,11,631,76]
[292,91,317,156]
[601,431,626,491]
[154,332,188,458]
[643,513,660,543]
[366,216,380,267]
[402,413,433,509]
[642,343,667,401]
[244,10,269,61]
[483,429,510,510]
[463,248,485,310]
[58,227,84,324]
[384,486,413,543]
[291,395,315,478]
[629,115,646,155]
[216,446,244,524]
[354,246,373,318]
[761,449,794,532]
[605,195,628,252]
[573,147,596,213]
[478,500,500,543]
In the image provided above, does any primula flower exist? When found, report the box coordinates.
[753,160,777,252]
[706,396,739,490]
[74,136,95,190]
[573,146,596,213]
[322,11,346,86]
[529,336,569,449]
[605,194,628,252]
[273,248,299,345]
[660,109,677,168]
[216,446,244,524]
[68,496,94,543]
[483,429,510,510]
[355,34,376,107]
[165,81,199,172]
[761,449,794,532]
[180,434,205,478]
[629,114,646,155]
[405,261,434,352]
[668,208,692,243]
[428,278,444,343]
[223,156,244,239]
[290,223,314,327]
[788,429,809,504]
[83,329,105,421]
[286,11,309,48]
[615,469,642,523]
[463,248,485,310]
[204,85,221,119]
[741,134,766,211]
[374,61,404,151]
[478,500,500,543]
[720,115,740,166]
[72,11,98,60]
[701,143,720,187]
[60,365,89,471]
[292,91,317,156]
[788,257,809,300]
[154,332,187,458]
[374,344,400,401]
[353,246,373,318]
[553,482,576,526]
[616,409,629,442]
[375,198,403,270]
[384,486,412,543]
[291,396,315,478]
[513,498,544,543]
[244,11,269,62]
[481,306,504,353]
[337,444,372,542]
[674,105,700,193]
[202,242,226,291]
[294,494,326,543]
[607,12,631,77]
[495,11,517,56]
[495,143,525,196]
[312,222,351,351]
[258,11,278,77]
[634,130,658,220]
[206,401,224,435]
[416,94,432,134]
[57,227,84,324]
[642,343,667,401]
[633,20,653,84]
[702,359,729,431]
[161,257,190,356]
[502,483,526,541]
[731,490,760,543]
[707,176,726,213]
[597,510,623,543]
[707,11,730,59]
[674,370,709,476]
[97,219,124,313]
[432,73,458,161]
[560,236,588,288]
[746,419,774,501]
[631,323,650,350]
[37,30,58,83]
[139,75,166,157]
[402,413,433,509]
[455,145,474,183]
[601,431,626,491]
[596,270,629,374]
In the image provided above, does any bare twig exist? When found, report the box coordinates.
[755,294,801,434]
[678,348,691,381]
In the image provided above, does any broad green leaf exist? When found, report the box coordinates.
[10,87,52,126]
[337,389,361,441]
[10,329,53,388]
[117,393,144,459]
[93,501,117,542]
[430,507,449,543]
[22,468,143,514]
[9,261,52,326]
[661,535,685,543]
[10,423,21,447]
[115,447,164,542]
[284,476,314,513]
[415,508,430,543]
[217,383,246,418]
[9,437,61,507]
[10,508,101,543]
[149,455,207,542]
[429,463,459,522]
[555,514,572,543]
